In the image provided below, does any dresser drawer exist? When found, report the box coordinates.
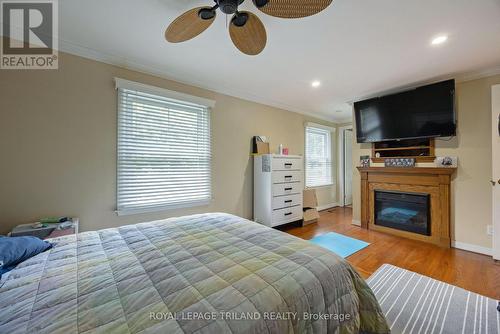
[272,183,302,196]
[272,194,302,210]
[272,171,303,184]
[272,157,302,171]
[272,205,302,227]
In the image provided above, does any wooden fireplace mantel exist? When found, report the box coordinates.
[357,167,456,175]
[357,166,457,247]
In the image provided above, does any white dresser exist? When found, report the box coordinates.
[254,154,304,227]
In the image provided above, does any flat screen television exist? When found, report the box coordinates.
[354,79,456,143]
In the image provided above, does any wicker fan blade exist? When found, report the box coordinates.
[229,12,267,56]
[253,0,333,18]
[165,7,216,43]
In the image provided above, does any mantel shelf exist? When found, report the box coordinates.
[357,167,457,175]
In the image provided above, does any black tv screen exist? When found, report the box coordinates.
[354,79,456,143]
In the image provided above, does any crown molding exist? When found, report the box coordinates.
[56,38,500,124]
[57,39,340,124]
[456,66,500,83]
[335,116,354,124]
[347,65,500,104]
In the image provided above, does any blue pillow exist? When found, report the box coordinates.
[0,236,53,278]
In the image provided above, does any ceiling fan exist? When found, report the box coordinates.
[165,0,333,56]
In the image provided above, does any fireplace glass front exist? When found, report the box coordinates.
[374,190,430,236]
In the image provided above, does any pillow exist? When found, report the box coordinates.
[0,236,53,278]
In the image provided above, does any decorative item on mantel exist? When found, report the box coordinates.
[360,155,370,168]
[384,158,416,168]
[435,156,458,168]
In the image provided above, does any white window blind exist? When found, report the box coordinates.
[305,125,334,187]
[116,82,212,215]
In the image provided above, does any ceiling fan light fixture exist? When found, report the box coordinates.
[198,8,217,20]
[232,12,249,27]
[252,0,269,8]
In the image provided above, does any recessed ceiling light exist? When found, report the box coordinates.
[311,80,321,88]
[431,35,448,46]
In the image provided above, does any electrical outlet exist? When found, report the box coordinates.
[487,225,493,236]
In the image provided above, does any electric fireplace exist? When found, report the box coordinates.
[375,190,431,236]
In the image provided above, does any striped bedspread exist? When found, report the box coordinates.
[367,264,499,334]
[0,213,389,333]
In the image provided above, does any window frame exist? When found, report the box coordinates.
[305,123,335,188]
[115,78,215,216]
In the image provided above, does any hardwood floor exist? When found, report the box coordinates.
[281,207,500,300]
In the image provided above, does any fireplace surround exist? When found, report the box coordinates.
[358,167,456,247]
[375,190,430,236]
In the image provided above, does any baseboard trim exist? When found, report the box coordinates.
[352,220,361,226]
[317,203,339,211]
[451,241,492,256]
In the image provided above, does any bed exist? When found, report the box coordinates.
[0,213,389,334]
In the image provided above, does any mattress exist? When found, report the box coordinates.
[0,213,389,334]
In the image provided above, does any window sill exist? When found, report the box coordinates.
[306,183,336,189]
[116,199,211,216]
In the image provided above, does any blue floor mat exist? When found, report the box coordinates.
[310,232,370,258]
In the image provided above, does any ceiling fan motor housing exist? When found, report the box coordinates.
[217,0,244,15]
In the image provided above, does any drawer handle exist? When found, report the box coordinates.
[284,175,293,178]
[284,200,292,203]
[284,187,292,191]
[284,212,292,216]
[284,163,292,167]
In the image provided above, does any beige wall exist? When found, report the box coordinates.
[0,52,339,235]
[352,74,500,249]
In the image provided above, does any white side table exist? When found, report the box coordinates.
[9,218,79,240]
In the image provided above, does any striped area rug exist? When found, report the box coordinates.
[367,264,499,334]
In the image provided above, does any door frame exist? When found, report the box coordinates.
[492,85,500,260]
[338,125,354,207]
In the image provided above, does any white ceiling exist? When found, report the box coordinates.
[58,0,500,123]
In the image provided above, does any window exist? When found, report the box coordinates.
[116,79,213,215]
[305,124,334,187]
